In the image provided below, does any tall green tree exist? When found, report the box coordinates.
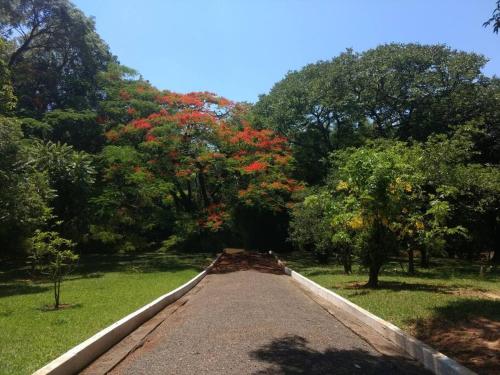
[255,44,494,183]
[90,88,301,252]
[254,50,370,183]
[0,0,114,116]
[0,117,53,255]
[357,44,488,140]
[291,140,468,287]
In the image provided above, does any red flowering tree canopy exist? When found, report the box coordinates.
[100,87,302,232]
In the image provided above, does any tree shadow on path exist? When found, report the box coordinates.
[250,335,429,375]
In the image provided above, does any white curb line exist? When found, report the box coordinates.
[33,254,222,375]
[269,252,475,375]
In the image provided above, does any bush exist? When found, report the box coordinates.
[29,230,79,309]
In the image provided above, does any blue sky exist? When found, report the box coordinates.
[73,0,499,103]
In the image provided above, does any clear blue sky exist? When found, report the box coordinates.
[73,0,499,103]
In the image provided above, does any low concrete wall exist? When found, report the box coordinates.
[33,254,221,375]
[270,252,475,375]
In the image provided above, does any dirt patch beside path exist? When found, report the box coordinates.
[413,316,500,374]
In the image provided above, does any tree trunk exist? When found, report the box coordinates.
[420,248,429,268]
[343,262,352,275]
[492,250,499,268]
[342,250,352,274]
[408,248,415,275]
[366,264,380,288]
[54,279,60,309]
[187,181,192,204]
[197,170,210,208]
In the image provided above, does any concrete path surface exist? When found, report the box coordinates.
[82,265,429,374]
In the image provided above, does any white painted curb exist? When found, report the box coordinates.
[269,252,475,375]
[33,254,222,375]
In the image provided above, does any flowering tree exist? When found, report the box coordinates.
[91,84,301,250]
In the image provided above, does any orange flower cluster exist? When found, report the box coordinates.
[243,161,268,172]
[132,119,152,130]
[169,111,216,126]
[202,203,229,231]
[228,126,287,151]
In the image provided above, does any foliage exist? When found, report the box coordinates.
[43,110,104,152]
[0,114,96,255]
[291,138,473,287]
[484,0,500,33]
[96,63,162,126]
[29,141,96,242]
[254,50,370,183]
[28,229,78,308]
[255,44,494,183]
[0,38,16,114]
[0,116,53,255]
[89,87,301,251]
[355,44,488,139]
[0,0,114,116]
[289,189,339,264]
[421,123,500,261]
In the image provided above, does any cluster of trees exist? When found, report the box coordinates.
[1,1,498,289]
[259,45,500,286]
[0,0,299,266]
[1,0,111,256]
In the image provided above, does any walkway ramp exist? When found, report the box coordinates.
[82,253,428,374]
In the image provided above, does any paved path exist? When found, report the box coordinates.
[83,267,428,374]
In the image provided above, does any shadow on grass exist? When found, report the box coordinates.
[382,259,500,282]
[339,280,458,295]
[0,282,49,298]
[77,251,212,275]
[0,251,215,297]
[411,299,500,374]
[0,265,32,282]
[302,269,346,277]
[249,335,429,375]
[282,252,500,283]
[367,281,454,293]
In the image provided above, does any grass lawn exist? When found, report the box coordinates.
[280,252,500,373]
[0,251,214,375]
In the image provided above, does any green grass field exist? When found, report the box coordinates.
[0,251,213,375]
